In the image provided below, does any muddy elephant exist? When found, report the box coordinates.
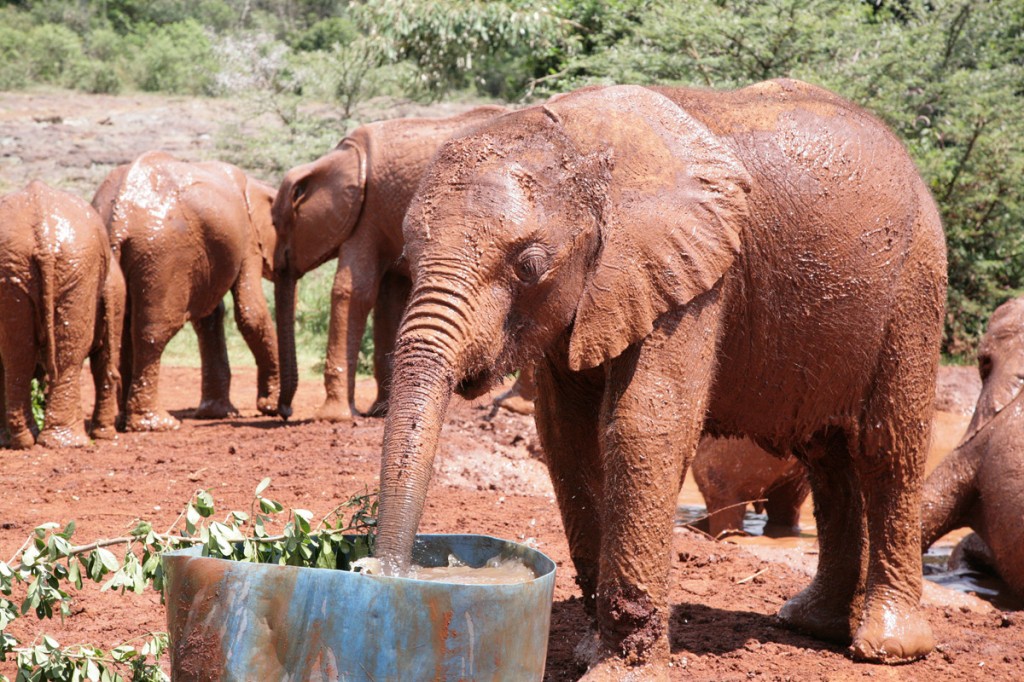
[92,151,279,431]
[272,106,507,421]
[921,297,1024,598]
[691,436,809,538]
[373,81,947,675]
[0,181,123,448]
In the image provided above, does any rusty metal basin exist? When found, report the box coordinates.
[163,534,556,681]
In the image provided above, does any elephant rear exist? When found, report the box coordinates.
[0,181,110,448]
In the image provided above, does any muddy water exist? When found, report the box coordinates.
[410,555,536,585]
[352,555,536,584]
[678,410,1019,608]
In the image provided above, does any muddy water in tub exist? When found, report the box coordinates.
[354,555,536,584]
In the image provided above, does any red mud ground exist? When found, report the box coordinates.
[1,367,1022,681]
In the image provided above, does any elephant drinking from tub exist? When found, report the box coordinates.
[272,106,507,421]
[92,151,279,431]
[372,81,947,677]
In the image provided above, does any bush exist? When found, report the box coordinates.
[0,24,31,90]
[128,19,217,95]
[291,16,359,51]
[25,23,87,86]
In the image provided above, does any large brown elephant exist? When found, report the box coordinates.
[272,106,506,421]
[921,297,1024,598]
[0,181,123,448]
[373,81,947,676]
[92,151,279,431]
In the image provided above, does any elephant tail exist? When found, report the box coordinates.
[33,247,59,383]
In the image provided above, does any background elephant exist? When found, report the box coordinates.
[690,364,978,539]
[691,437,809,538]
[0,181,122,448]
[921,296,1024,598]
[272,105,506,421]
[92,151,279,431]
[373,80,946,674]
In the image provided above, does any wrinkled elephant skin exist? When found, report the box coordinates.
[93,151,279,432]
[374,81,947,673]
[0,181,121,448]
[921,297,1024,599]
[272,106,507,422]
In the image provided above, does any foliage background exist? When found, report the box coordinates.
[1,0,1021,361]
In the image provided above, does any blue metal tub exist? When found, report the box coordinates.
[163,534,556,681]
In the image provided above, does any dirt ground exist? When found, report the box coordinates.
[0,368,1021,681]
[1,90,1022,680]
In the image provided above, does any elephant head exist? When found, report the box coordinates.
[272,136,367,416]
[374,85,750,569]
[963,297,1024,441]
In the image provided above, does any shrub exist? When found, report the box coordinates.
[0,24,31,90]
[291,16,359,52]
[25,23,87,86]
[128,19,217,95]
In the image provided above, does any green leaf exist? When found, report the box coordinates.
[195,491,215,518]
[96,548,119,573]
[255,477,272,496]
[68,559,82,590]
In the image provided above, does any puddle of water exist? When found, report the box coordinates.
[923,544,1024,611]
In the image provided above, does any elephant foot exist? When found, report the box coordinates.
[2,428,35,450]
[37,426,90,449]
[256,396,279,417]
[850,596,933,663]
[125,410,180,432]
[574,630,669,682]
[193,399,240,420]
[89,424,118,441]
[314,400,354,422]
[777,582,855,643]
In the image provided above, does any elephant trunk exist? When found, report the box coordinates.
[374,285,469,572]
[275,271,298,419]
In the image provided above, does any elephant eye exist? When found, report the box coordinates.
[513,245,551,284]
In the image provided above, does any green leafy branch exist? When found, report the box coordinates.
[0,481,378,682]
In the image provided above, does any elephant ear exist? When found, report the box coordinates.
[327,135,367,239]
[243,176,278,280]
[548,85,752,371]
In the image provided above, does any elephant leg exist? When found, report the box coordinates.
[124,305,180,432]
[232,256,279,415]
[849,374,935,660]
[367,272,410,417]
[706,499,748,538]
[38,282,96,448]
[533,352,605,617]
[592,290,723,670]
[89,261,125,440]
[0,305,38,449]
[117,293,133,428]
[778,429,867,641]
[319,240,381,422]
[191,300,238,419]
[762,462,810,537]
